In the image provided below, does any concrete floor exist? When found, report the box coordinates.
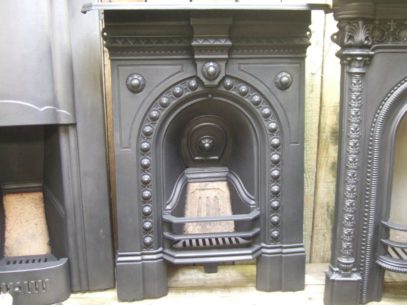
[63,264,407,305]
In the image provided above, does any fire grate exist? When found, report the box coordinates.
[0,254,70,305]
[173,237,251,249]
[377,221,407,273]
[2,255,51,266]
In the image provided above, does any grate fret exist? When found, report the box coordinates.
[173,236,250,249]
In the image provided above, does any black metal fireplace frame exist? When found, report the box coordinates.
[83,3,324,301]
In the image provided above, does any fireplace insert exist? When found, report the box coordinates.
[83,2,325,301]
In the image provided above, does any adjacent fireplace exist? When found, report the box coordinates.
[84,2,320,301]
[0,1,114,304]
[324,1,407,304]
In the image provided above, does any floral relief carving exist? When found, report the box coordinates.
[337,71,367,273]
[333,20,373,48]
[372,20,407,44]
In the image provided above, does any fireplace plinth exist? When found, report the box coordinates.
[85,3,316,301]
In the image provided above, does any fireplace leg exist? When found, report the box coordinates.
[256,252,305,291]
[324,265,362,305]
[204,263,218,273]
[116,257,168,301]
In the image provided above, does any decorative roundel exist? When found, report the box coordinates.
[274,71,293,91]
[188,79,199,91]
[140,158,151,169]
[142,205,152,216]
[238,85,249,96]
[271,229,280,240]
[251,95,262,106]
[137,76,283,249]
[271,169,281,180]
[140,142,151,153]
[271,214,280,226]
[126,73,145,93]
[271,200,280,210]
[142,125,154,137]
[141,174,151,185]
[271,153,281,164]
[202,62,221,81]
[268,121,279,133]
[143,221,153,231]
[143,236,153,246]
[149,110,160,121]
[142,190,152,201]
[159,97,170,108]
[271,138,281,148]
[223,78,233,90]
[261,107,272,118]
[173,86,184,97]
[271,184,281,195]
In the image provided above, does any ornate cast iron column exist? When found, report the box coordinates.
[324,3,374,305]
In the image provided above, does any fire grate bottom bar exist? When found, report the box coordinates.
[173,237,251,249]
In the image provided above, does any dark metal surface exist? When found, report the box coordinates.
[0,1,75,126]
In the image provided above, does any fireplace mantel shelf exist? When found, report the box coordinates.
[81,2,331,14]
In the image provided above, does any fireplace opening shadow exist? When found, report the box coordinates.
[158,99,261,265]
[377,112,407,294]
[0,126,70,305]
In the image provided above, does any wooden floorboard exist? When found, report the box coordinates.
[63,264,407,305]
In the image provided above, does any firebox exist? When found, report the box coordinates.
[83,2,321,301]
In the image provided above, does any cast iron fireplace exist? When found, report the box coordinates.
[324,1,407,304]
[0,1,114,304]
[83,2,324,301]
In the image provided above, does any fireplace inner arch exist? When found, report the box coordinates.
[360,77,407,301]
[139,76,283,255]
[160,100,261,254]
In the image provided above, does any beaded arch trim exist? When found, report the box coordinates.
[136,76,284,250]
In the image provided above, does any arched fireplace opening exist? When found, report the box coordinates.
[157,95,263,255]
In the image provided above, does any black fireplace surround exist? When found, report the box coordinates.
[82,2,322,301]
